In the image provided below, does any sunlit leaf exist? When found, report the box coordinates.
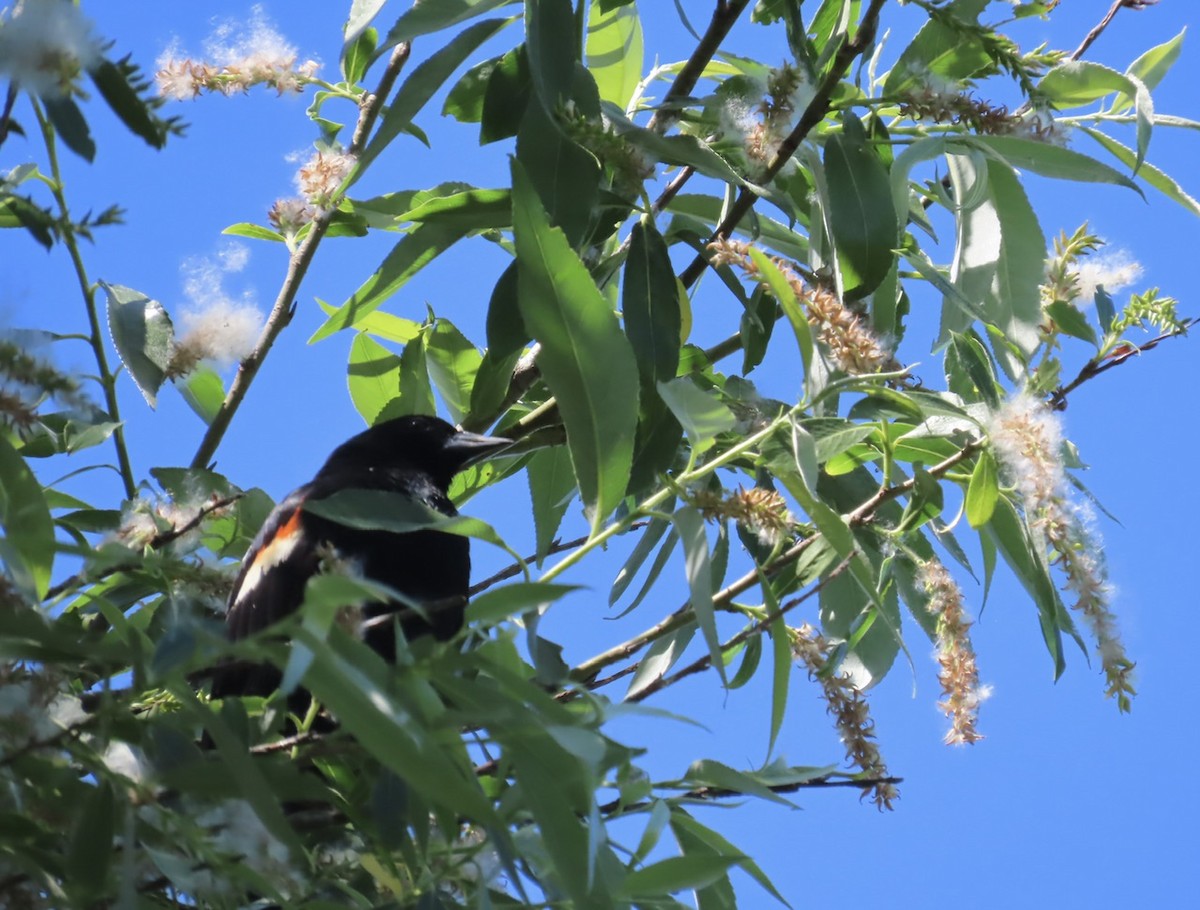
[823,112,899,299]
[347,333,401,424]
[102,282,175,408]
[586,0,644,110]
[511,159,639,533]
[656,378,736,456]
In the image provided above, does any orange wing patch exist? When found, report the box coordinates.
[233,507,305,606]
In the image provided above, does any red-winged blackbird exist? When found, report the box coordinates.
[210,415,511,701]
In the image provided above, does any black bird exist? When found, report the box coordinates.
[211,415,511,701]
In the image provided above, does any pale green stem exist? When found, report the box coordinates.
[34,101,137,500]
[539,408,796,583]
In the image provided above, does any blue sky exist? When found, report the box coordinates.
[4,2,1198,906]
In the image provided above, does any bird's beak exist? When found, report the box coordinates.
[445,430,514,466]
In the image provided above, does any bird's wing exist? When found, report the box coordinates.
[224,485,321,642]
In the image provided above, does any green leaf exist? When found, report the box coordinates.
[620,854,743,899]
[0,435,55,601]
[399,186,512,229]
[819,563,901,690]
[948,331,1001,408]
[222,222,286,243]
[1,193,56,248]
[304,489,520,563]
[942,155,1045,356]
[883,0,992,95]
[516,98,601,247]
[528,445,578,564]
[624,219,682,389]
[626,622,695,697]
[511,158,639,533]
[66,781,114,901]
[1112,28,1186,114]
[442,53,499,123]
[467,582,580,624]
[309,223,466,342]
[170,684,308,863]
[345,0,387,46]
[379,0,513,52]
[603,105,746,186]
[395,331,437,417]
[822,112,899,299]
[102,282,176,408]
[526,0,578,109]
[318,298,423,343]
[965,449,999,528]
[1044,300,1098,346]
[44,96,95,161]
[682,759,795,807]
[425,318,482,424]
[177,364,225,425]
[656,378,736,456]
[481,45,532,143]
[586,0,644,109]
[966,135,1142,196]
[341,24,377,83]
[89,57,173,149]
[763,610,791,755]
[347,333,401,424]
[610,513,673,605]
[744,249,814,382]
[1038,60,1135,108]
[986,497,1066,678]
[298,628,498,820]
[672,505,726,686]
[358,18,512,180]
[1082,127,1200,216]
[670,810,792,908]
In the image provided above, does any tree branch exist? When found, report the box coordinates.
[44,493,243,602]
[678,0,890,290]
[189,43,413,469]
[645,0,753,135]
[1048,318,1194,411]
[598,772,906,816]
[1069,0,1159,62]
[624,554,855,703]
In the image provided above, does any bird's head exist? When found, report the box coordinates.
[322,415,512,490]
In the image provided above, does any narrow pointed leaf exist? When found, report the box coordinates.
[672,505,725,686]
[310,224,466,342]
[511,159,639,533]
[823,112,899,299]
[0,435,55,599]
[586,0,644,109]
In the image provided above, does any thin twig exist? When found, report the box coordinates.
[1069,0,1158,62]
[190,43,413,469]
[598,772,906,816]
[1048,318,1194,411]
[625,554,855,703]
[574,436,979,682]
[43,493,243,602]
[678,0,890,290]
[468,525,647,596]
[646,0,753,135]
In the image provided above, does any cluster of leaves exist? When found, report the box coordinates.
[1,0,1196,907]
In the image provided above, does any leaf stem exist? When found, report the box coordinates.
[34,101,137,499]
[189,42,413,469]
[677,0,890,290]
